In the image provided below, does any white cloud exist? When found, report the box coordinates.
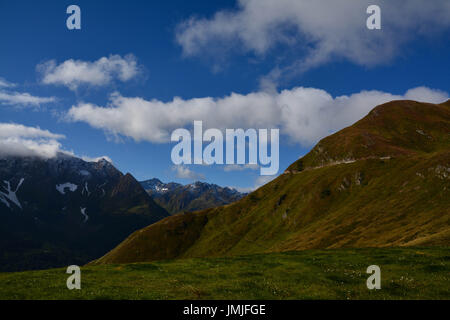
[255,175,277,188]
[0,91,56,107]
[176,0,450,83]
[37,54,140,90]
[403,87,450,103]
[0,123,112,163]
[0,123,66,158]
[0,123,64,140]
[232,174,277,193]
[172,165,205,180]
[232,186,253,193]
[0,78,16,88]
[66,86,448,147]
[0,76,55,107]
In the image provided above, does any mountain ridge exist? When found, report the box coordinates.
[0,154,168,271]
[140,179,245,214]
[287,99,450,172]
[92,99,450,265]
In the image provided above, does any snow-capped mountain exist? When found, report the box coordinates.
[140,178,246,214]
[0,153,168,271]
[140,178,183,194]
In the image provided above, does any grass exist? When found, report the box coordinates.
[94,152,450,265]
[0,247,448,300]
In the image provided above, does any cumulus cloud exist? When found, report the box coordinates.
[67,86,448,147]
[232,174,277,193]
[37,54,140,90]
[176,0,450,83]
[255,175,277,188]
[0,78,15,88]
[0,76,55,107]
[172,165,205,180]
[0,123,66,158]
[402,87,450,103]
[0,123,112,162]
[0,91,56,107]
[0,123,64,141]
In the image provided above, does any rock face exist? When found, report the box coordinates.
[140,179,245,214]
[92,100,450,265]
[0,154,168,271]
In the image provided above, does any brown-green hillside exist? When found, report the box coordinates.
[91,100,450,265]
[288,99,450,171]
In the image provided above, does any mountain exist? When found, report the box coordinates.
[140,178,245,214]
[0,154,168,271]
[92,100,450,265]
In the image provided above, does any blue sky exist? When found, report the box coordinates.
[0,0,449,191]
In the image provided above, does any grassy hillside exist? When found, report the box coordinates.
[92,100,450,265]
[1,247,448,300]
[288,100,450,171]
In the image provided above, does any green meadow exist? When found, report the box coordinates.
[0,247,448,300]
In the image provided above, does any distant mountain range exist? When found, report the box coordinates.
[92,99,450,265]
[140,178,245,214]
[0,154,168,271]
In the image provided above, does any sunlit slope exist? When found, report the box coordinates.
[92,100,450,265]
[288,99,450,171]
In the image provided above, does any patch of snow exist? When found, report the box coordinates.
[0,178,25,209]
[98,182,107,197]
[155,185,169,192]
[82,182,91,196]
[79,170,91,176]
[80,207,88,223]
[0,197,10,208]
[56,183,78,195]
